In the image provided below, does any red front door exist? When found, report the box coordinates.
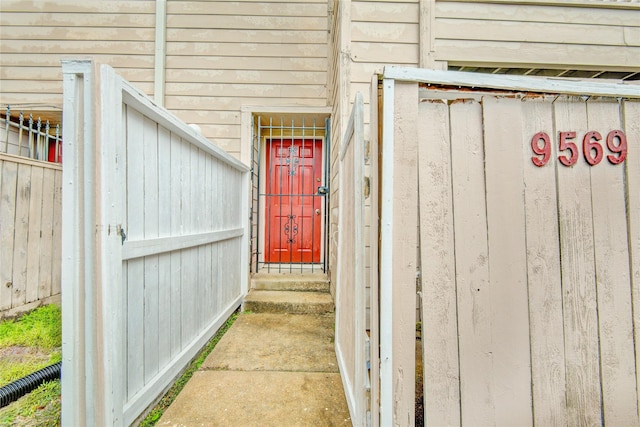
[265,138,323,263]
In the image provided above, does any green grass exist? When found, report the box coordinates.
[139,310,240,427]
[0,304,62,426]
[0,380,61,427]
[0,304,62,386]
[0,304,62,350]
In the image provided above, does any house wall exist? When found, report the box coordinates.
[0,0,329,160]
[0,0,156,106]
[434,0,640,69]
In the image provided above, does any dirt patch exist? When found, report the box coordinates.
[0,346,51,365]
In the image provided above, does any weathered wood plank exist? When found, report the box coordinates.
[624,100,640,418]
[554,96,602,426]
[417,99,460,427]
[50,170,62,297]
[37,164,58,300]
[391,81,417,425]
[483,96,533,426]
[125,106,145,398]
[157,126,172,368]
[143,116,160,383]
[449,99,494,426]
[169,132,183,356]
[0,161,18,311]
[587,97,639,425]
[11,163,31,309]
[521,96,567,426]
[25,166,43,303]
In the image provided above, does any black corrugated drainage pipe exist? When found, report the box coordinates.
[0,362,61,408]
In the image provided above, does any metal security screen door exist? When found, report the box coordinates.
[251,116,329,273]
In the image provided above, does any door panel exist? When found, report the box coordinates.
[265,138,322,263]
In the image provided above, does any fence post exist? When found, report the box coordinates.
[62,59,126,427]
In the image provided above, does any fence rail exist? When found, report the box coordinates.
[61,60,249,426]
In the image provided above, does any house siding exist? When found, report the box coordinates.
[0,0,156,106]
[435,1,640,69]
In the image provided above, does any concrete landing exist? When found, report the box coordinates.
[157,313,351,427]
[244,290,334,314]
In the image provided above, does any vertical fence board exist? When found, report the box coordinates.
[26,166,43,303]
[125,106,145,398]
[157,126,172,368]
[449,99,494,426]
[624,100,640,417]
[143,116,160,383]
[587,98,639,425]
[12,163,31,308]
[483,96,533,426]
[554,96,602,426]
[521,97,568,426]
[0,161,17,311]
[169,132,183,356]
[417,99,460,427]
[51,169,62,296]
[39,168,55,300]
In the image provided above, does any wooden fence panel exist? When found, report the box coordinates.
[412,88,640,426]
[61,60,249,426]
[335,92,367,423]
[0,153,62,317]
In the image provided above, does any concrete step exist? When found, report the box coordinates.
[244,290,334,314]
[251,273,330,293]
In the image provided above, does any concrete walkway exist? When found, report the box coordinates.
[157,311,351,426]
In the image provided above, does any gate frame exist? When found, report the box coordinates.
[377,65,640,425]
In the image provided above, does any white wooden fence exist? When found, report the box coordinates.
[335,92,369,424]
[0,152,62,317]
[60,60,249,426]
[377,67,640,426]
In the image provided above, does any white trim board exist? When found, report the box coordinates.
[383,66,640,98]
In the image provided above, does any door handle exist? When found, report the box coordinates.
[315,209,321,215]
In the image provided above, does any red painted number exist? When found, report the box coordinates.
[583,131,604,166]
[532,130,627,167]
[558,131,578,166]
[606,130,627,164]
[531,132,551,167]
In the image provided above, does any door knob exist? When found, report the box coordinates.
[315,209,321,215]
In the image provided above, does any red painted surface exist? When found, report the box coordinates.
[265,138,323,263]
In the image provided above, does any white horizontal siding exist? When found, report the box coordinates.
[164,0,329,157]
[435,1,640,69]
[0,0,156,108]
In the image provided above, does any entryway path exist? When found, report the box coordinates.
[157,273,351,426]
